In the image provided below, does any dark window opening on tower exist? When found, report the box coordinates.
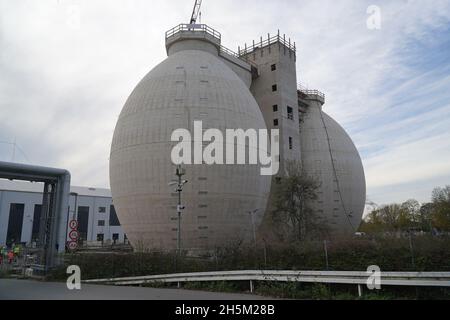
[271,64,276,71]
[273,105,278,112]
[274,119,279,126]
[272,84,277,92]
[289,137,293,150]
[287,106,293,120]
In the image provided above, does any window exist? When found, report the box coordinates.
[6,203,24,246]
[109,205,120,226]
[287,106,293,120]
[272,105,278,112]
[77,206,89,241]
[32,204,42,242]
[289,137,293,150]
[98,220,105,226]
[98,207,106,213]
[273,119,279,126]
[96,234,104,242]
[271,64,277,71]
[112,233,119,243]
[199,226,208,230]
[272,84,277,92]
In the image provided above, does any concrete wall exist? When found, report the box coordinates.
[244,42,301,175]
[218,53,253,88]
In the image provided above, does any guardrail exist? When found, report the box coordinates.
[239,33,296,56]
[84,270,450,296]
[298,88,325,100]
[165,24,221,42]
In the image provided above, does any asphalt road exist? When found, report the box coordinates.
[0,279,270,300]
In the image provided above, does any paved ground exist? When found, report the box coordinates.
[0,279,270,300]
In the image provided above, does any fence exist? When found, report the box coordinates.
[83,270,450,297]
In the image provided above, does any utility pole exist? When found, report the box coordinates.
[170,165,188,256]
[324,240,329,270]
[248,209,259,246]
[408,230,416,268]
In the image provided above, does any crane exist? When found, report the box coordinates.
[190,0,202,24]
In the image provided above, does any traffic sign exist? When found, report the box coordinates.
[69,220,78,229]
[67,241,77,250]
[69,230,79,241]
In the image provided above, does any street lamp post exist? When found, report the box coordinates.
[248,209,259,246]
[169,165,188,256]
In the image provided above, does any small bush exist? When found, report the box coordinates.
[311,284,331,300]
[183,281,239,293]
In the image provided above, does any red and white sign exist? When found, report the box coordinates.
[67,218,79,251]
[67,241,77,250]
[69,230,79,241]
[69,220,78,229]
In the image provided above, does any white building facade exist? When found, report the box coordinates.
[0,180,125,248]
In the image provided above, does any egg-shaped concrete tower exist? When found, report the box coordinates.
[110,25,271,251]
[299,92,366,234]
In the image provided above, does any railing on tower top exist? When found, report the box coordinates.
[165,24,256,68]
[238,33,296,57]
[165,24,221,42]
[298,85,325,100]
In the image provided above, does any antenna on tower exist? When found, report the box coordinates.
[190,0,203,24]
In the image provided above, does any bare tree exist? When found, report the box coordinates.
[270,161,324,241]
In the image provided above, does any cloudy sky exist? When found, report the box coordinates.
[1,0,450,206]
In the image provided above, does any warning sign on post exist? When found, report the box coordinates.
[69,230,79,241]
[69,220,78,229]
[67,219,79,251]
[67,241,77,250]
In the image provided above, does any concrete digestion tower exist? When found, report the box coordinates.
[298,91,366,234]
[110,25,271,251]
[110,21,366,251]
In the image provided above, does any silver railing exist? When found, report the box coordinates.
[83,270,450,296]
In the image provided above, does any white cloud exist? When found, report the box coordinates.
[1,0,450,204]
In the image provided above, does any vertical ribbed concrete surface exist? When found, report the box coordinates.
[110,46,271,251]
[300,99,366,234]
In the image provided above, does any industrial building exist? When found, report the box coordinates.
[0,179,125,248]
[109,22,366,249]
[0,4,364,253]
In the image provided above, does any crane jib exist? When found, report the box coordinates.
[190,0,203,24]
